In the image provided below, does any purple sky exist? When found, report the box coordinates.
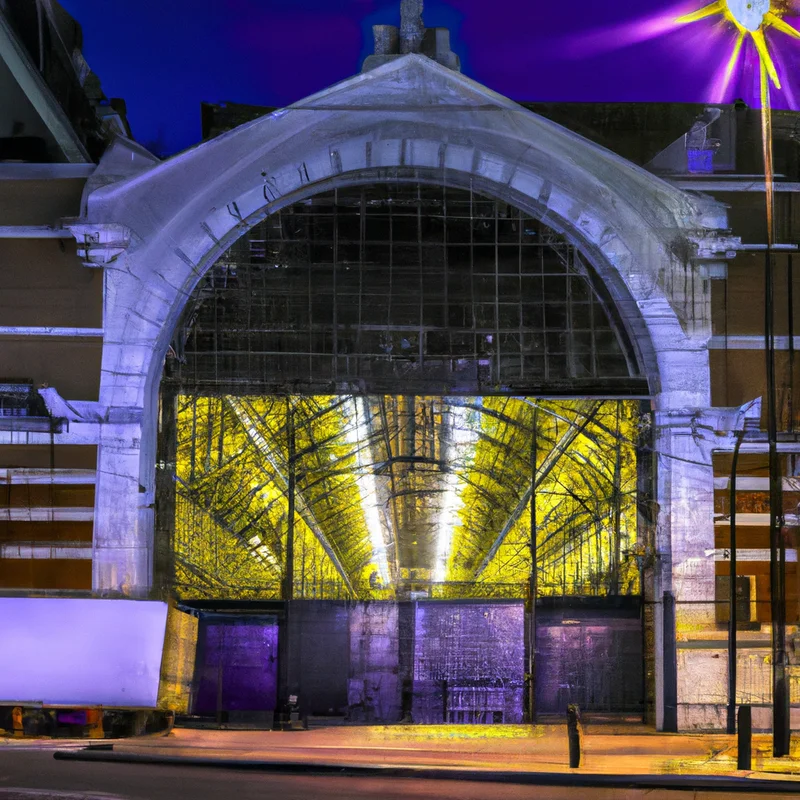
[59,0,800,155]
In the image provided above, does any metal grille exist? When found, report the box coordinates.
[165,183,644,396]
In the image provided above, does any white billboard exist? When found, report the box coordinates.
[0,598,168,707]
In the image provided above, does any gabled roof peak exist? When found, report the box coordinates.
[293,54,513,112]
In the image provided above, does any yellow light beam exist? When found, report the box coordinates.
[760,59,776,246]
[676,1,726,24]
[722,31,747,95]
[752,27,782,87]
[765,12,800,39]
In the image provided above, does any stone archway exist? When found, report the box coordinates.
[69,54,727,730]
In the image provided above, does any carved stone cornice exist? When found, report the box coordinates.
[655,399,762,451]
[63,220,132,267]
[687,232,741,261]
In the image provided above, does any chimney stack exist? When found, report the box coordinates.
[362,0,461,73]
[399,0,424,54]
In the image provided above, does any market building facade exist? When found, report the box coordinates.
[1,0,799,734]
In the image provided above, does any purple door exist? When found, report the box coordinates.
[412,602,525,724]
[192,616,278,715]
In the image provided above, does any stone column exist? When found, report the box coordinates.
[66,221,158,598]
[654,410,719,730]
[373,25,399,56]
[92,410,154,598]
[400,0,424,53]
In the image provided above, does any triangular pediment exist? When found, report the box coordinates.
[109,51,687,218]
[86,49,723,273]
[289,54,520,112]
[278,55,686,199]
[274,54,698,221]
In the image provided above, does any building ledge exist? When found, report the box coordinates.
[0,507,94,522]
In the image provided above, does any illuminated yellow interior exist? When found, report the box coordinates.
[173,395,642,600]
[446,399,640,598]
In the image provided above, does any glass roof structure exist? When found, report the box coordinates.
[172,395,641,600]
[163,182,646,602]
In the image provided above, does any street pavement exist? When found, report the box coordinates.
[71,723,800,776]
[4,723,800,797]
[0,750,797,800]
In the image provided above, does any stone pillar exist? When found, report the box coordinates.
[654,410,718,730]
[92,411,154,598]
[400,0,424,54]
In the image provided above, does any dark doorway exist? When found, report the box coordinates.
[535,598,644,716]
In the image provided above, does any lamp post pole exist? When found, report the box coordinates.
[278,398,296,727]
[527,406,539,723]
[727,429,744,735]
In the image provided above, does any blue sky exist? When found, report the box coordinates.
[60,0,800,154]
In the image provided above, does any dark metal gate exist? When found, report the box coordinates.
[535,597,644,715]
[191,614,279,724]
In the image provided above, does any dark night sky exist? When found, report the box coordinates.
[59,0,800,156]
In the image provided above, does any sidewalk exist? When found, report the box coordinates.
[36,723,800,781]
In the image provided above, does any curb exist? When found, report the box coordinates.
[53,749,800,793]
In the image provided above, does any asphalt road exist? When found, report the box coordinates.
[0,751,798,800]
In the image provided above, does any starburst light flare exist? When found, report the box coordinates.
[677,0,800,90]
[678,0,799,245]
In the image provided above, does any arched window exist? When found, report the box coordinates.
[165,183,644,397]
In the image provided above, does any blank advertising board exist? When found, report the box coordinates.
[0,598,169,707]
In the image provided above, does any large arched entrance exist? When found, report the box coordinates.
[157,181,651,724]
[74,54,723,729]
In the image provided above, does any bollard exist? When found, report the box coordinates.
[11,706,23,738]
[737,704,752,771]
[86,708,105,739]
[567,704,582,768]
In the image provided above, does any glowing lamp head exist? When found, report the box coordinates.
[725,0,770,31]
[678,0,800,92]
